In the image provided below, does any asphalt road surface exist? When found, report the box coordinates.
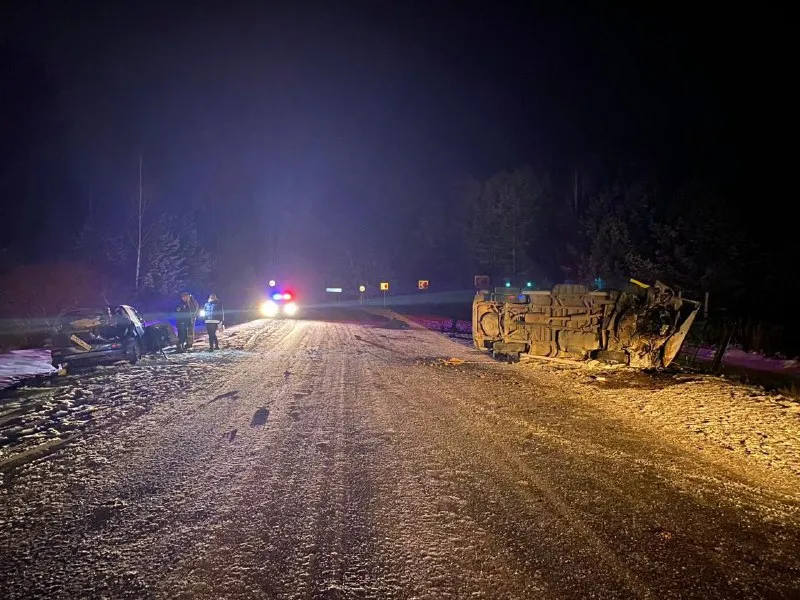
[1,311,798,599]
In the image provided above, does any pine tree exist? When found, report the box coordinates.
[463,166,546,277]
[178,221,213,290]
[140,227,186,296]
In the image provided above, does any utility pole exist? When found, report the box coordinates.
[135,154,143,290]
[511,245,516,278]
[573,166,579,216]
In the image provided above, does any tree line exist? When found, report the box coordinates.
[73,214,212,302]
[1,161,795,357]
[0,203,214,348]
[456,165,743,296]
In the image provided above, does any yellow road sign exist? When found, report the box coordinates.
[418,280,429,290]
[380,282,389,291]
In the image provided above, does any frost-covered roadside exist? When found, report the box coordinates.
[686,346,800,379]
[400,312,800,383]
[0,320,268,468]
[519,359,800,482]
[396,311,800,482]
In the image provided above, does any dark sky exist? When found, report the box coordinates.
[1,2,740,271]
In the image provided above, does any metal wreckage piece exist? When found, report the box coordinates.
[472,280,700,368]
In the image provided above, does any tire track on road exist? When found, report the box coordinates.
[304,324,388,599]
[0,319,305,599]
[155,320,340,598]
[353,325,800,599]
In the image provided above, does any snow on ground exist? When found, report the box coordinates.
[559,362,800,481]
[687,346,800,378]
[405,313,800,485]
[400,315,473,346]
[0,349,55,389]
[1,314,799,598]
[5,311,797,487]
[0,320,271,467]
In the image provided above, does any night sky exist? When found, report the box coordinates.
[1,3,741,274]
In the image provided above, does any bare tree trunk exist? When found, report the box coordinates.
[574,166,578,216]
[511,189,518,276]
[512,241,516,276]
[135,155,143,289]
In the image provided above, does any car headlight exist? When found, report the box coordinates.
[283,302,298,316]
[260,301,279,317]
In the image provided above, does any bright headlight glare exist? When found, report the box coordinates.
[260,301,279,317]
[283,302,298,316]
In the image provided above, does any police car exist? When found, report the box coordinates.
[259,282,299,318]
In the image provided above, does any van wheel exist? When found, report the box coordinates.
[127,340,142,364]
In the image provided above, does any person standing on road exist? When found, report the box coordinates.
[175,292,193,352]
[203,293,224,351]
[184,292,200,349]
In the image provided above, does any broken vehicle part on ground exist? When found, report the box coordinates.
[50,305,174,369]
[473,281,700,368]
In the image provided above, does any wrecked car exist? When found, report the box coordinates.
[473,280,700,368]
[50,305,173,369]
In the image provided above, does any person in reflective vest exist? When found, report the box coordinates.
[203,293,224,351]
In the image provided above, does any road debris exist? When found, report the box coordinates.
[442,357,466,366]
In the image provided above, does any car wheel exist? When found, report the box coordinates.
[127,340,142,364]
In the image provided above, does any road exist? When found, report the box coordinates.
[1,312,799,599]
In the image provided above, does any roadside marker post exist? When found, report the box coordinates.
[326,287,343,304]
[380,282,389,307]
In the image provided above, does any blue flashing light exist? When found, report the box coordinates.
[272,292,283,301]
